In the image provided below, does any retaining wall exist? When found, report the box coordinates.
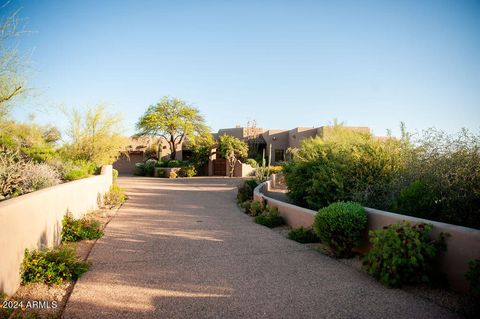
[0,165,113,295]
[254,180,480,293]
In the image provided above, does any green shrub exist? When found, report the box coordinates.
[363,221,447,288]
[240,200,252,212]
[21,246,89,285]
[465,259,480,301]
[248,200,264,217]
[178,165,196,177]
[237,179,259,204]
[268,166,283,174]
[255,206,285,228]
[134,162,146,176]
[103,185,126,208]
[112,168,119,184]
[167,160,183,168]
[21,144,56,163]
[156,160,168,167]
[314,202,367,257]
[288,227,320,243]
[61,213,104,242]
[144,159,157,176]
[245,158,257,167]
[63,160,97,181]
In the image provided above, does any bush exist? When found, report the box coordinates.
[288,227,320,243]
[0,147,27,199]
[61,213,104,242]
[237,179,259,204]
[248,200,264,217]
[255,206,285,228]
[21,162,61,192]
[21,144,56,163]
[134,162,146,176]
[314,202,367,257]
[167,160,183,168]
[144,158,157,176]
[240,200,252,212]
[465,259,480,301]
[363,221,447,288]
[103,185,126,208]
[178,165,196,177]
[156,160,168,167]
[112,168,119,184]
[168,170,177,179]
[21,246,89,285]
[245,158,257,167]
[268,166,283,174]
[62,160,97,181]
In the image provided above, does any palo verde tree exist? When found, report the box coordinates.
[136,96,209,160]
[217,135,248,177]
[0,7,28,119]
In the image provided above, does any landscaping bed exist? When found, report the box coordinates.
[0,208,119,319]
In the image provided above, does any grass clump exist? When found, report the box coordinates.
[61,213,103,243]
[103,184,126,208]
[21,246,89,285]
[288,227,320,243]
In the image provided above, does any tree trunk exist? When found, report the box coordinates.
[169,135,176,160]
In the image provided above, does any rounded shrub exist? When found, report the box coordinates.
[314,201,367,257]
[245,158,257,167]
[167,160,183,168]
[178,165,196,177]
[134,163,146,176]
[363,221,447,288]
[144,159,157,176]
[255,206,285,228]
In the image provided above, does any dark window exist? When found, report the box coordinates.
[274,149,285,162]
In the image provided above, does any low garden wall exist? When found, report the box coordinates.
[0,165,113,296]
[254,179,480,293]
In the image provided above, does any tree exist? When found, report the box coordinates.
[136,96,209,160]
[217,135,248,177]
[63,105,127,166]
[0,7,28,119]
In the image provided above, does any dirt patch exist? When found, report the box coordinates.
[0,207,120,319]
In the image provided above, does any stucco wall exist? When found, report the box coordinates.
[254,180,480,293]
[0,165,113,296]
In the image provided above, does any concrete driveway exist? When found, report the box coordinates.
[63,176,458,319]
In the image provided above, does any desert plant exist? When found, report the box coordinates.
[21,246,89,285]
[217,135,248,177]
[248,200,264,217]
[268,166,283,175]
[62,159,97,181]
[61,213,104,242]
[255,206,285,228]
[178,165,196,177]
[245,158,257,167]
[21,162,61,192]
[144,158,157,176]
[167,159,183,167]
[314,202,367,257]
[112,168,119,184]
[237,179,259,204]
[0,147,27,199]
[363,221,447,288]
[288,227,320,243]
[103,185,126,208]
[168,170,177,179]
[134,162,146,176]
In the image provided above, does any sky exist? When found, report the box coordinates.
[3,0,480,136]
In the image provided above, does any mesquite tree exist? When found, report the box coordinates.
[136,97,209,160]
[217,135,248,177]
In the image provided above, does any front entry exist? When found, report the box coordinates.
[213,159,227,176]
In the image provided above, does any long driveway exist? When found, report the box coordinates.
[63,176,457,319]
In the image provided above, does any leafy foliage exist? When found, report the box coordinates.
[103,185,126,208]
[134,162,146,176]
[465,259,480,301]
[136,96,209,160]
[245,158,257,167]
[61,159,97,181]
[288,227,320,243]
[178,165,196,177]
[167,159,183,167]
[248,200,264,217]
[144,158,157,176]
[254,206,285,228]
[314,202,367,257]
[236,179,259,204]
[61,213,104,242]
[63,105,126,166]
[217,135,248,177]
[112,168,119,184]
[21,246,89,285]
[363,222,447,288]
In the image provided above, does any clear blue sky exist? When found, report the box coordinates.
[5,0,480,136]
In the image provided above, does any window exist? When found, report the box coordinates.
[274,149,285,162]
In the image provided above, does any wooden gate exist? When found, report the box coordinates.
[213,159,227,176]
